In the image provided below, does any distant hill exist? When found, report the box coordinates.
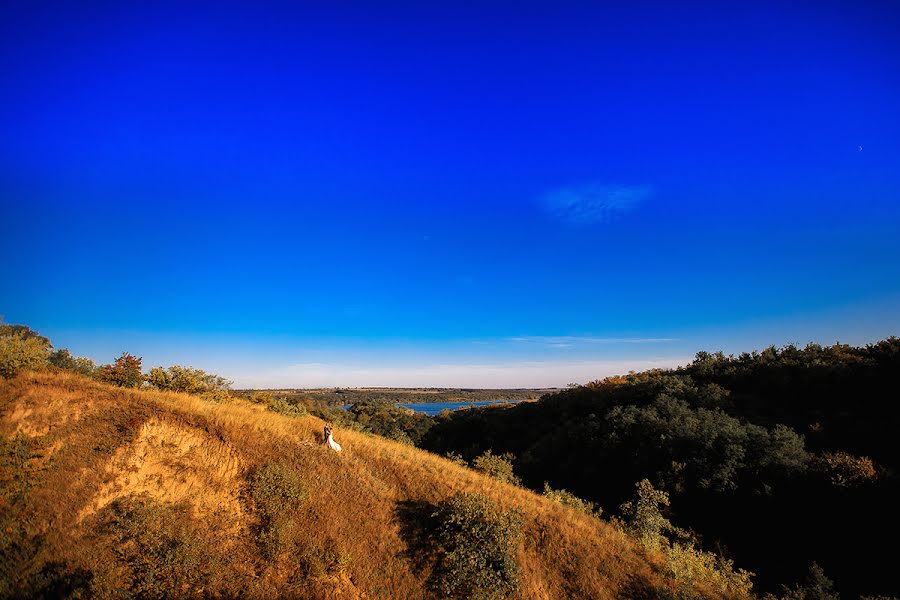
[0,370,708,599]
[232,387,549,406]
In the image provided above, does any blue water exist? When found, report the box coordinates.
[339,399,523,416]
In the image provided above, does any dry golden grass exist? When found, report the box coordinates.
[0,370,727,599]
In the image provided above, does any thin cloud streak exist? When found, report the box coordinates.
[506,336,678,344]
[539,182,652,225]
[231,357,691,389]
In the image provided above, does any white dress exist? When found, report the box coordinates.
[327,433,342,452]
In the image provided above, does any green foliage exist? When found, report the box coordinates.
[348,399,434,445]
[430,493,523,600]
[100,495,222,598]
[618,480,754,598]
[248,391,275,404]
[0,323,51,347]
[266,396,309,418]
[48,348,96,376]
[603,387,809,493]
[617,479,679,550]
[541,482,602,518]
[471,449,521,486]
[95,352,143,388]
[665,543,754,599]
[0,332,51,378]
[146,365,231,395]
[246,462,308,559]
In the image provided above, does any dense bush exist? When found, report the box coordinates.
[246,462,308,559]
[96,352,143,388]
[471,450,521,486]
[100,495,223,598]
[146,365,231,395]
[48,348,96,377]
[0,332,50,378]
[430,493,523,600]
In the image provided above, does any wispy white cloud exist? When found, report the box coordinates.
[230,357,690,389]
[507,335,677,345]
[539,182,652,225]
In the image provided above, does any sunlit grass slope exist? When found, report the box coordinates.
[0,370,719,599]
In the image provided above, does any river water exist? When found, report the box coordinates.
[339,399,524,416]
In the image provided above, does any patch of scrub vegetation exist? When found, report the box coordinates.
[97,495,228,598]
[245,461,309,560]
[542,482,602,518]
[615,479,754,599]
[429,493,523,600]
[471,449,521,486]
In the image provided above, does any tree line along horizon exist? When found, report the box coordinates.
[1,320,899,598]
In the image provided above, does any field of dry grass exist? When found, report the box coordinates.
[0,370,725,599]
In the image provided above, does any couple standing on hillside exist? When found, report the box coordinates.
[323,423,342,452]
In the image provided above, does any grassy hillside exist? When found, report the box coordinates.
[0,370,712,599]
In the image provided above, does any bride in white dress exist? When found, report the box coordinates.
[324,424,342,452]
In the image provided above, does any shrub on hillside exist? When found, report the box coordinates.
[100,495,223,597]
[298,538,351,578]
[542,482,602,518]
[246,462,308,560]
[617,479,680,550]
[95,353,143,388]
[0,333,51,378]
[812,451,877,487]
[472,450,521,486]
[665,543,754,599]
[430,493,523,600]
[617,480,754,598]
[48,348,96,377]
[146,365,231,395]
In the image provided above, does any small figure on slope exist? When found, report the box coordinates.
[323,423,342,452]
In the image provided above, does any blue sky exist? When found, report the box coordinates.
[2,1,899,387]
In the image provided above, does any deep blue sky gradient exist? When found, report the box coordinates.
[2,1,899,386]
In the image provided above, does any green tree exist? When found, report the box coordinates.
[146,365,231,395]
[48,348,96,377]
[96,353,143,388]
[617,479,679,550]
[0,333,51,378]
